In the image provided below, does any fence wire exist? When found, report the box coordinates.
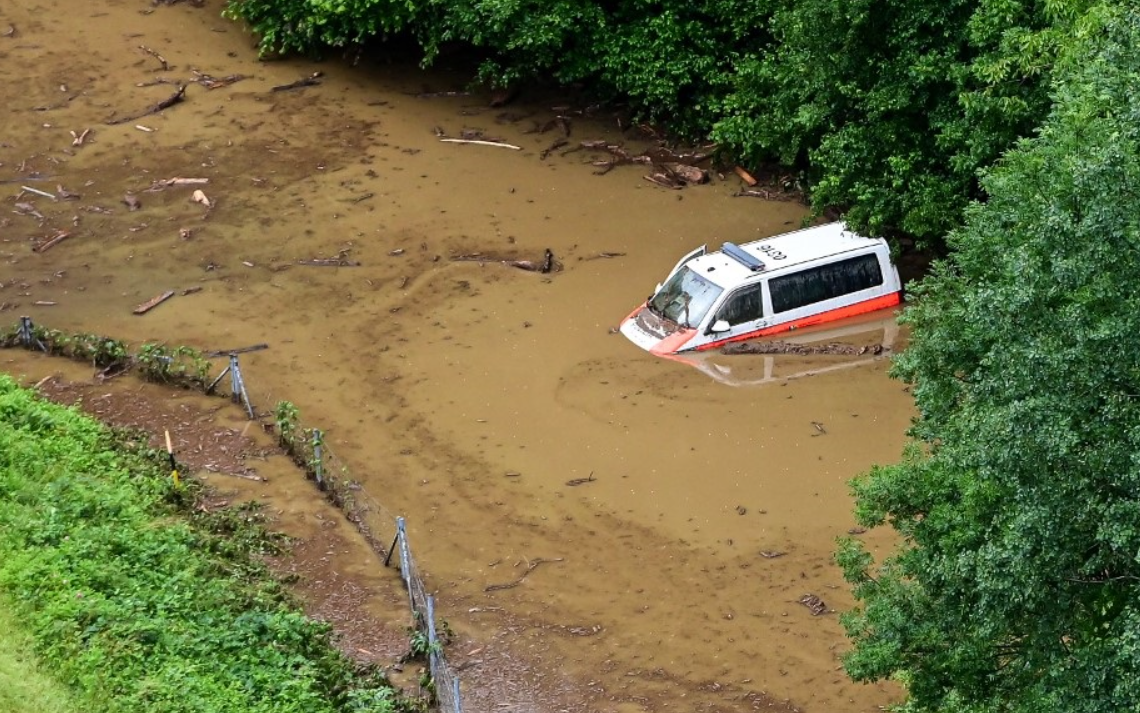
[4,318,464,713]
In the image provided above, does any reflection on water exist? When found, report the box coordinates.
[665,311,904,387]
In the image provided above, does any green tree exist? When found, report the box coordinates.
[713,0,1084,241]
[838,5,1140,711]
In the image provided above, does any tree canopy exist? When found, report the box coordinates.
[221,0,1090,243]
[837,5,1140,711]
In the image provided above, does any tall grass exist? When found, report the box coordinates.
[0,374,416,713]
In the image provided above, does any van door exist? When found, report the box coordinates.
[705,282,769,344]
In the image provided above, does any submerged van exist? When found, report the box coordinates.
[620,222,902,355]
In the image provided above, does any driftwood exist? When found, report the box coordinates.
[799,594,828,616]
[70,128,91,146]
[139,44,170,71]
[132,290,175,315]
[440,138,521,150]
[540,137,568,160]
[107,85,186,125]
[734,166,758,186]
[32,230,71,253]
[14,202,45,219]
[20,185,56,200]
[147,176,209,191]
[484,557,564,592]
[56,184,80,200]
[191,70,245,90]
[297,257,361,267]
[565,472,595,486]
[452,248,557,274]
[271,72,323,92]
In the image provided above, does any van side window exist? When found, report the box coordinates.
[770,254,883,313]
[717,284,766,326]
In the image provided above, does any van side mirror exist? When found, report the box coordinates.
[709,319,730,334]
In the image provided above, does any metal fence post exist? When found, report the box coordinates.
[228,354,254,419]
[312,429,324,489]
[396,517,414,610]
[426,594,440,679]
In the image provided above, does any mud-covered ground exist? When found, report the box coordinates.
[1,1,915,711]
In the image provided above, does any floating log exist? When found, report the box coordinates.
[132,290,175,315]
[271,72,323,92]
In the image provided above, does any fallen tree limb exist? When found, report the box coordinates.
[132,290,175,315]
[484,557,564,592]
[271,72,322,92]
[440,138,521,150]
[107,85,186,125]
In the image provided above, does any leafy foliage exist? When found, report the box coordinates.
[839,6,1140,711]
[0,376,416,713]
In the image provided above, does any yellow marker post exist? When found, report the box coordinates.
[164,429,180,488]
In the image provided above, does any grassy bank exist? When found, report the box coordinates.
[0,374,415,713]
[0,596,82,713]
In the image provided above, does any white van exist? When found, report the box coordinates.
[620,222,902,355]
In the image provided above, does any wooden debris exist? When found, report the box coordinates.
[147,176,209,191]
[484,557,564,592]
[759,551,787,559]
[180,286,202,296]
[14,202,45,219]
[1,24,16,38]
[139,44,170,72]
[734,166,758,186]
[135,125,156,132]
[191,189,211,207]
[297,257,361,267]
[32,230,71,253]
[20,185,56,200]
[132,290,175,315]
[271,72,323,92]
[799,593,828,616]
[440,138,522,150]
[179,227,193,239]
[581,251,626,260]
[56,184,80,200]
[123,193,141,211]
[191,71,246,90]
[33,300,58,306]
[106,85,186,125]
[70,128,92,146]
[540,137,568,160]
[565,471,595,487]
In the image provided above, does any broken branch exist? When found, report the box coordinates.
[440,138,521,150]
[106,85,187,125]
[132,290,175,315]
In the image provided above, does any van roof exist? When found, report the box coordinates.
[688,222,885,287]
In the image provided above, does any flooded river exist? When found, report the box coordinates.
[0,1,915,711]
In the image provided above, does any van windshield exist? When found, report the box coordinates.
[649,267,723,328]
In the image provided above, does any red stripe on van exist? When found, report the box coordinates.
[691,291,902,352]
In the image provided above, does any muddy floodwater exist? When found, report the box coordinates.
[0,1,916,711]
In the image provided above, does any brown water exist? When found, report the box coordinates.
[0,1,914,711]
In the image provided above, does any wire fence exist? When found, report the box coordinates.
[2,317,464,713]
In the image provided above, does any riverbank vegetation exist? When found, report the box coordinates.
[0,375,415,713]
[222,0,1101,243]
[839,6,1140,712]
